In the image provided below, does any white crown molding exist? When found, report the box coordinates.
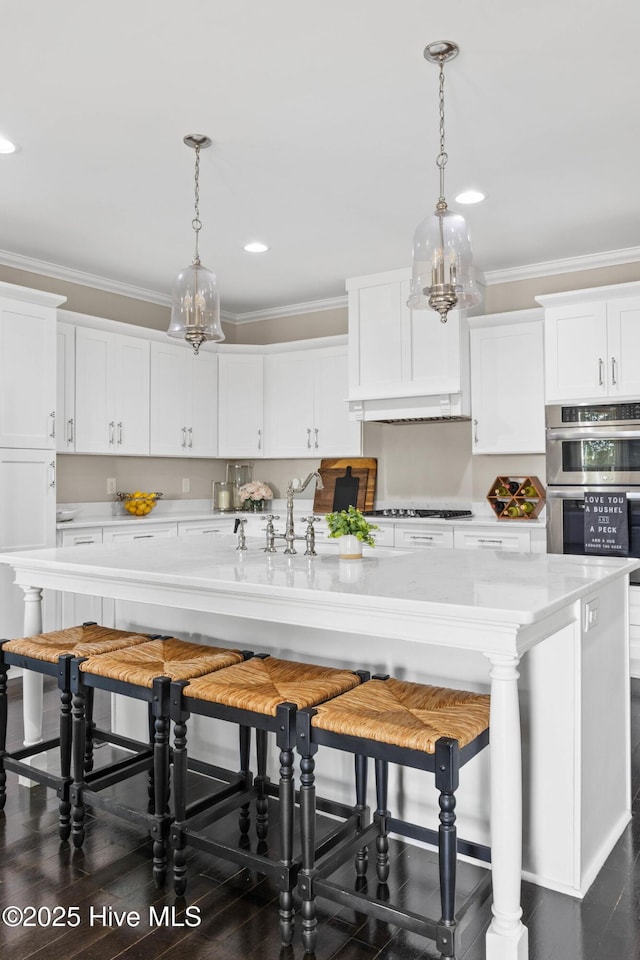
[0,249,172,307]
[224,294,348,325]
[483,246,640,285]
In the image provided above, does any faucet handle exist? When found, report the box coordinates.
[265,514,280,522]
[235,517,248,551]
[301,515,323,525]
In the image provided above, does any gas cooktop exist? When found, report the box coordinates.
[364,508,473,520]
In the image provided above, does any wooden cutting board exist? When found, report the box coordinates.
[313,458,377,514]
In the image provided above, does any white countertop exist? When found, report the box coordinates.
[4,534,633,635]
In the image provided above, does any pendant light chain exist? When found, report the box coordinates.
[192,143,202,266]
[436,54,448,207]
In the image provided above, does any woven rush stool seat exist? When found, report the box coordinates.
[170,654,366,945]
[296,676,491,958]
[0,622,152,838]
[70,636,247,887]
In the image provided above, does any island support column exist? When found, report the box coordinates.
[19,586,44,785]
[484,652,529,960]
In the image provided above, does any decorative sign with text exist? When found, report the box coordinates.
[584,492,629,555]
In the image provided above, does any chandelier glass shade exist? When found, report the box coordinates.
[408,42,481,322]
[168,134,224,354]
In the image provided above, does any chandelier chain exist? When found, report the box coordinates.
[436,54,448,202]
[192,143,202,265]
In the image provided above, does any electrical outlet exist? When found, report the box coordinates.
[182,477,191,494]
[107,477,117,495]
[584,598,600,632]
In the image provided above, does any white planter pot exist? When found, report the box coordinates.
[338,534,363,559]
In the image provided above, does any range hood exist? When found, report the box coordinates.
[348,393,471,424]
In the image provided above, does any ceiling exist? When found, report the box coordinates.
[2,1,639,318]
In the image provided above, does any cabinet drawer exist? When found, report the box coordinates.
[394,525,454,549]
[102,522,178,543]
[178,520,235,537]
[60,527,103,547]
[454,527,531,552]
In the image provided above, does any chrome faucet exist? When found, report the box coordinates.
[272,472,324,555]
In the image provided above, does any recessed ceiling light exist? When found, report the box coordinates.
[0,135,17,154]
[243,241,269,253]
[455,189,486,205]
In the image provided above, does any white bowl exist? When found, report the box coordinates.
[56,509,77,522]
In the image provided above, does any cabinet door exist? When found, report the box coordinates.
[187,350,218,457]
[607,298,640,398]
[348,278,404,399]
[218,353,264,457]
[314,349,361,456]
[56,321,76,452]
[264,352,315,457]
[403,284,466,396]
[113,334,149,455]
[394,524,454,549]
[471,320,545,454]
[149,342,188,456]
[0,297,56,448]
[453,526,532,552]
[544,303,608,402]
[0,449,56,550]
[74,327,113,453]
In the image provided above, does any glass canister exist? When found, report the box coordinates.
[226,463,254,508]
[213,481,234,512]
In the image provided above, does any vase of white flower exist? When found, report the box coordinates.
[238,481,273,513]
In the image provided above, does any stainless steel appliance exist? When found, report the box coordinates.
[546,401,640,583]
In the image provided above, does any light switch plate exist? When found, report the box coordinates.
[107,477,117,495]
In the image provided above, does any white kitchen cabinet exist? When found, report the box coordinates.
[218,352,264,458]
[102,522,178,543]
[56,320,76,452]
[453,525,533,552]
[178,519,236,537]
[57,526,104,626]
[149,342,218,457]
[346,268,471,420]
[264,344,361,457]
[394,524,455,550]
[469,309,545,454]
[0,287,63,449]
[539,283,640,402]
[74,326,150,455]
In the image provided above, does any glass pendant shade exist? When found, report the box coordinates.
[407,205,481,319]
[169,261,224,354]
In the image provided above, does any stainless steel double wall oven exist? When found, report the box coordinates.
[546,401,640,584]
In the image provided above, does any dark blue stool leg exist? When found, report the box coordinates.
[276,703,296,946]
[57,655,73,839]
[255,727,269,840]
[238,724,251,835]
[436,736,459,958]
[150,676,171,888]
[354,753,369,877]
[70,660,87,849]
[374,757,390,884]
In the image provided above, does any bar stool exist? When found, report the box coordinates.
[169,655,366,945]
[0,622,152,838]
[69,636,248,886]
[295,675,491,958]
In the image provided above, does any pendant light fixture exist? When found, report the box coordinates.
[407,41,481,322]
[168,134,225,354]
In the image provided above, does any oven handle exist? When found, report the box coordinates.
[547,427,640,441]
[547,485,640,499]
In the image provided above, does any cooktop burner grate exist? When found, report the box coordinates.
[364,508,473,519]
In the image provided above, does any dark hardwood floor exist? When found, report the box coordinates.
[1,677,640,960]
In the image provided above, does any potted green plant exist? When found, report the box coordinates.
[326,505,377,559]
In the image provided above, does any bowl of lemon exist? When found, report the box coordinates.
[116,491,163,517]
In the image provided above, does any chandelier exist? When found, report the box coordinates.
[407,42,481,322]
[168,134,225,354]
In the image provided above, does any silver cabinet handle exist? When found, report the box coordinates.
[598,358,604,386]
[257,428,262,451]
[49,411,56,439]
[409,534,435,541]
[611,357,617,385]
[478,538,504,545]
[473,418,479,444]
[117,421,123,445]
[307,427,312,450]
[73,538,97,545]
[314,427,319,449]
[181,426,187,448]
[133,534,154,539]
[49,460,56,488]
[109,421,115,445]
[199,529,221,535]
[188,427,193,448]
[67,418,74,444]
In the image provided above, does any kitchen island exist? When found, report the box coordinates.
[1,536,637,960]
